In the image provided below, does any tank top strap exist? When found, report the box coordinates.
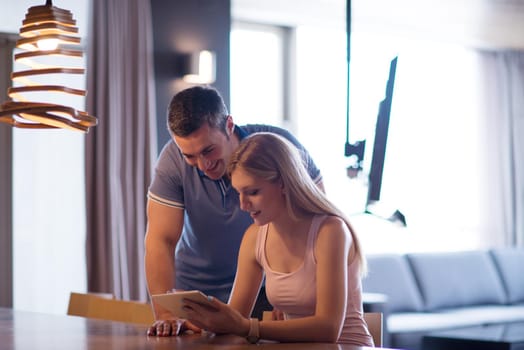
[255,224,269,265]
[307,215,330,262]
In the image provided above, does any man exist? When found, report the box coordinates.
[145,86,323,336]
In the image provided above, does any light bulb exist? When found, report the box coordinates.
[198,50,215,82]
[37,38,59,51]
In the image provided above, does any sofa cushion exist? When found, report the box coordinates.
[437,304,524,325]
[490,248,524,303]
[363,254,424,313]
[388,310,487,333]
[407,251,507,311]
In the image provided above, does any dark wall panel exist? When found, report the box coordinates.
[151,0,231,151]
[0,33,16,308]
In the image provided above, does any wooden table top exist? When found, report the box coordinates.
[0,307,389,350]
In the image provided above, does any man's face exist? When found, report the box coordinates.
[174,122,236,180]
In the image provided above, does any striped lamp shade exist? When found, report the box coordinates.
[0,0,97,132]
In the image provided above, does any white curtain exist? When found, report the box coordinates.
[479,51,524,247]
[85,0,158,301]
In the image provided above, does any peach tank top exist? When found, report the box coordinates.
[255,215,374,346]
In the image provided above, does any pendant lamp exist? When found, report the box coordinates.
[0,0,97,132]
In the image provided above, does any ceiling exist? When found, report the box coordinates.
[232,0,524,49]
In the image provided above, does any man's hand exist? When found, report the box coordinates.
[147,318,202,337]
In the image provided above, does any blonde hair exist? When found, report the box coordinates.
[227,132,367,275]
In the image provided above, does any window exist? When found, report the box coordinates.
[231,23,486,254]
[13,128,87,314]
[296,29,485,253]
[230,22,289,127]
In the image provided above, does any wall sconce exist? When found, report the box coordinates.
[177,50,216,85]
[0,0,97,133]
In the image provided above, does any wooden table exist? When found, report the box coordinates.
[0,308,391,350]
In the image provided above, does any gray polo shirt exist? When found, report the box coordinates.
[148,124,322,302]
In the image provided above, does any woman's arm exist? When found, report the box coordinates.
[183,217,353,343]
[180,224,263,335]
[228,224,265,317]
[256,216,351,342]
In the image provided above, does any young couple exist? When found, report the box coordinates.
[145,86,373,346]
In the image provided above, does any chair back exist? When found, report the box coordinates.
[364,312,383,347]
[67,292,154,325]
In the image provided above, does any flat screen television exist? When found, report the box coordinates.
[366,56,398,208]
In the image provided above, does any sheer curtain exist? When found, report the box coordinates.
[479,51,524,247]
[85,0,157,301]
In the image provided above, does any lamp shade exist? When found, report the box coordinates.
[0,0,97,132]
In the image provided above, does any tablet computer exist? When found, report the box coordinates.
[151,290,212,319]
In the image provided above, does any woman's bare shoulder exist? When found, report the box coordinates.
[316,215,351,243]
[241,223,262,244]
[319,215,347,232]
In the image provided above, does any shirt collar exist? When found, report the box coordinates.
[235,124,248,140]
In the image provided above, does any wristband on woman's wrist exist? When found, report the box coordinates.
[246,318,260,344]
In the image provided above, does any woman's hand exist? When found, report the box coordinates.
[182,296,250,336]
[147,317,202,337]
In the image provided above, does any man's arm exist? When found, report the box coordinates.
[144,198,184,320]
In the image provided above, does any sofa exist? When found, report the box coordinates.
[361,248,524,350]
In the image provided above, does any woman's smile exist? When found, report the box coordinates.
[250,210,261,219]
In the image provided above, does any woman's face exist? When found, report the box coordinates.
[231,167,286,226]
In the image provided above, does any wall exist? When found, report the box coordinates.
[233,0,524,50]
[0,33,16,308]
[150,0,231,150]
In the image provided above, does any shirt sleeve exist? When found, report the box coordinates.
[147,141,185,209]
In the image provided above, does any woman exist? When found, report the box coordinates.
[182,132,373,346]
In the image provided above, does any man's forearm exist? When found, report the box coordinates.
[145,242,176,318]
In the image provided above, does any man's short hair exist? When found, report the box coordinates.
[167,86,229,137]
